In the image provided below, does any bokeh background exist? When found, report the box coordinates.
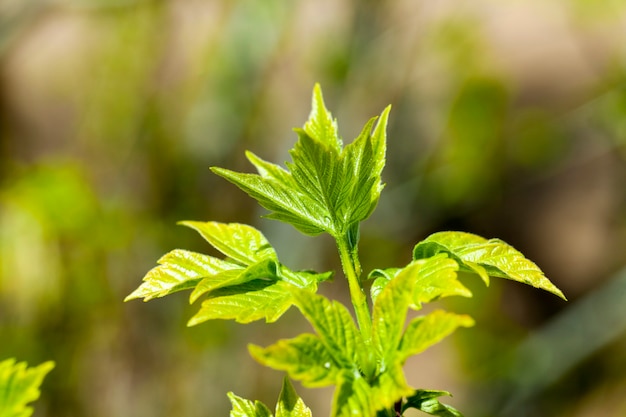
[1,1,626,416]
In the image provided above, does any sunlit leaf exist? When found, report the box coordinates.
[369,255,471,307]
[413,231,566,299]
[399,311,474,362]
[179,221,277,265]
[210,167,330,235]
[125,249,239,302]
[127,222,326,325]
[189,280,307,325]
[211,85,390,241]
[246,151,296,187]
[304,83,342,151]
[0,359,54,417]
[372,264,414,369]
[341,106,389,225]
[291,290,363,370]
[250,334,342,388]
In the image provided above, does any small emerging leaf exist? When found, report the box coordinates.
[403,390,464,417]
[228,392,273,417]
[413,231,566,300]
[275,377,313,417]
[0,358,54,417]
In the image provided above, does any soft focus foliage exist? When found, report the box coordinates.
[1,1,626,416]
[0,359,54,417]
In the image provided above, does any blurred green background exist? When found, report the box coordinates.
[1,1,626,416]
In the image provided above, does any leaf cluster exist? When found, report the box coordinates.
[127,84,565,417]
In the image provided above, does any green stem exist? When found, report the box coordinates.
[336,235,372,346]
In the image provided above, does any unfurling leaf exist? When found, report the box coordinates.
[413,231,566,299]
[0,358,54,417]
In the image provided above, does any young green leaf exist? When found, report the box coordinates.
[189,258,278,303]
[413,231,566,300]
[254,289,413,417]
[0,358,54,417]
[341,107,389,225]
[250,333,342,388]
[125,249,240,302]
[275,377,313,417]
[371,264,415,371]
[228,392,273,417]
[403,390,464,417]
[189,280,305,325]
[304,83,342,150]
[290,290,364,370]
[399,310,474,363]
[369,255,471,308]
[369,266,467,412]
[179,221,277,265]
[209,168,331,236]
[211,85,390,240]
[331,373,376,417]
[228,378,312,417]
[127,222,329,326]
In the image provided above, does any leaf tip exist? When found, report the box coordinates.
[39,360,56,375]
[123,294,136,302]
[553,287,567,301]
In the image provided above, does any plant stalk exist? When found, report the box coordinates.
[336,235,372,346]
